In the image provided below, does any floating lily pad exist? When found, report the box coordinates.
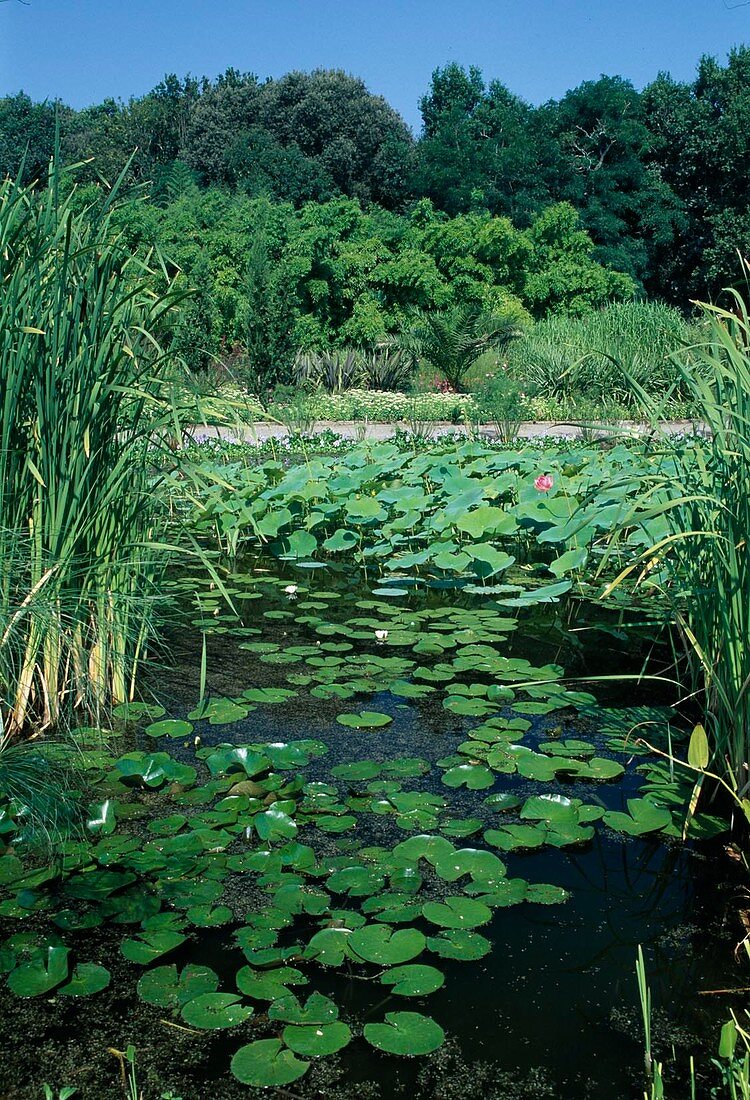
[137,964,219,1007]
[426,929,492,960]
[336,711,393,729]
[57,962,110,997]
[120,930,186,965]
[231,1039,309,1086]
[144,719,193,739]
[603,798,672,836]
[364,1011,445,1056]
[422,897,492,929]
[348,925,426,965]
[441,764,495,791]
[181,992,254,1029]
[7,945,69,997]
[283,1021,352,1057]
[380,964,445,997]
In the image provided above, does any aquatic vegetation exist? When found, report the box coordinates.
[603,291,750,785]
[0,167,184,736]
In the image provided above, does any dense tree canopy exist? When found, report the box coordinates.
[2,46,749,359]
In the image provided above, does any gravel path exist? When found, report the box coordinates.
[188,419,706,443]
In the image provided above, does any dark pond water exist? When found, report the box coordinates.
[0,568,744,1100]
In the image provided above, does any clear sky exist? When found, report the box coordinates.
[1,0,749,132]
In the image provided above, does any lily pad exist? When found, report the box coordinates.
[57,962,110,997]
[231,1039,309,1086]
[422,897,492,929]
[336,711,393,729]
[181,992,254,1030]
[348,925,426,965]
[283,1021,352,1057]
[364,1011,445,1056]
[380,964,445,997]
[137,964,219,1007]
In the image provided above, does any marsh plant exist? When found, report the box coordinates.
[0,166,182,736]
[603,288,750,787]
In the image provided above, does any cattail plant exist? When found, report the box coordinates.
[0,163,182,737]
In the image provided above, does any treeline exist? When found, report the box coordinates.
[2,47,750,393]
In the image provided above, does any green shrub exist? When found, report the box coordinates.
[507,301,700,409]
[472,369,534,442]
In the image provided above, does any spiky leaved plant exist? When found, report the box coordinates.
[0,162,183,737]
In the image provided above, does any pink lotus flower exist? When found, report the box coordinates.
[534,473,554,492]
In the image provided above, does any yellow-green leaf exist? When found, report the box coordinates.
[687,724,709,770]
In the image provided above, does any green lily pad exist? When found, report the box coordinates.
[603,798,672,836]
[181,992,254,1030]
[57,962,110,997]
[120,930,186,965]
[144,719,193,739]
[137,964,219,1007]
[255,809,298,842]
[422,897,492,929]
[283,1021,352,1057]
[441,764,495,791]
[303,928,351,967]
[336,711,393,729]
[426,929,492,960]
[236,965,307,1001]
[380,964,445,997]
[231,1039,309,1086]
[348,925,426,965]
[7,945,69,997]
[364,1011,445,1056]
[268,991,338,1025]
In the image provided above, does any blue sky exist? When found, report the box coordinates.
[2,0,749,132]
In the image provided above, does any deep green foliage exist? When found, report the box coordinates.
[4,47,749,309]
[402,304,523,391]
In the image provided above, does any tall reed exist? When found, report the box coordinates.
[0,165,181,736]
[602,287,750,788]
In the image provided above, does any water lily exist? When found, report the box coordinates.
[284,584,298,599]
[534,473,554,492]
[375,629,389,644]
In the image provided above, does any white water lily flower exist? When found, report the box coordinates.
[284,584,298,598]
[375,629,389,643]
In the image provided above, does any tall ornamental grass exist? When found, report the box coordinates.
[508,301,700,409]
[0,167,180,736]
[603,290,750,788]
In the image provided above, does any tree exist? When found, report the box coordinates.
[414,64,554,222]
[522,203,635,316]
[242,197,299,398]
[0,93,59,184]
[403,302,524,391]
[257,69,414,208]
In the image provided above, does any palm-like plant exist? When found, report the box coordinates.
[402,304,523,391]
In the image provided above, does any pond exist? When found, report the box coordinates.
[0,440,739,1100]
[0,555,741,1100]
